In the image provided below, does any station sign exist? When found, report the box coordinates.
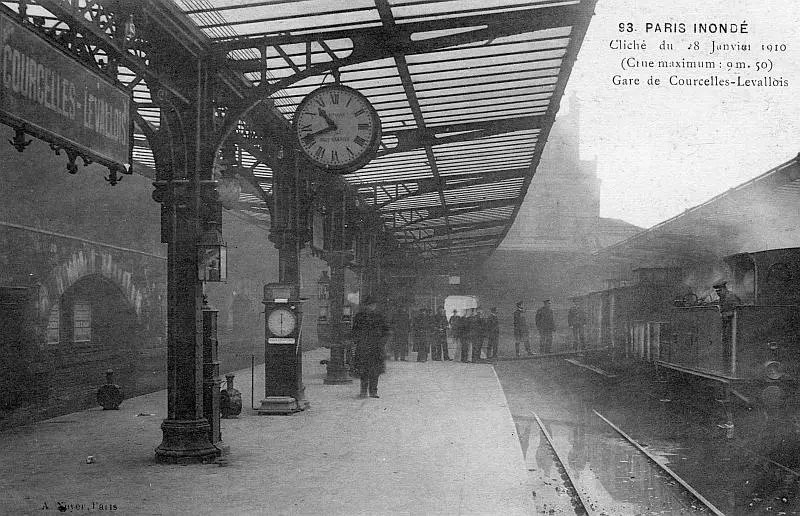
[0,10,131,168]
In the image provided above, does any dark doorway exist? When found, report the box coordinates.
[51,275,138,411]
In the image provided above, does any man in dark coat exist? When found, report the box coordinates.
[351,296,390,398]
[513,301,531,357]
[535,299,555,354]
[714,282,741,367]
[486,307,500,359]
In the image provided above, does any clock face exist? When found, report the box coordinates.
[267,307,297,337]
[293,84,382,173]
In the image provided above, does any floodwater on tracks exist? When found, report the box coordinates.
[495,355,800,515]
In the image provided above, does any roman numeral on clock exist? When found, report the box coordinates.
[314,147,325,160]
[353,135,367,147]
[358,123,370,131]
[302,134,316,146]
[353,108,365,117]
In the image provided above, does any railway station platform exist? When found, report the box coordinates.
[0,348,538,516]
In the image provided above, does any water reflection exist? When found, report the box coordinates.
[517,409,706,515]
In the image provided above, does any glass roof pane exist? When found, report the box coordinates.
[162,0,596,266]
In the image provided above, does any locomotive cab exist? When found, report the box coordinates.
[661,248,800,405]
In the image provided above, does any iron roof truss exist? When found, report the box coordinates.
[6,0,597,271]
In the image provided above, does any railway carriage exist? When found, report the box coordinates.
[576,267,685,357]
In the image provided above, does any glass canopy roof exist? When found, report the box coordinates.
[5,0,596,269]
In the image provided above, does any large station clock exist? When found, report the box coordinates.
[293,84,382,173]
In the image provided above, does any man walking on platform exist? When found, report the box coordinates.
[513,301,532,357]
[535,300,555,354]
[486,307,500,359]
[351,296,389,398]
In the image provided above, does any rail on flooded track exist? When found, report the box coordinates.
[592,409,726,516]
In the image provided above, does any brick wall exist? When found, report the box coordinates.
[0,125,327,427]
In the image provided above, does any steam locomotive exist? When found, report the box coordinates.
[575,247,800,408]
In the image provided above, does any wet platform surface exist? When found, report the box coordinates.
[1,347,535,516]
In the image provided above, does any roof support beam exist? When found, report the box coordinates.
[413,219,510,240]
[374,0,453,248]
[385,197,518,229]
[32,0,208,104]
[376,168,526,208]
[212,3,586,146]
[215,4,584,53]
[377,116,544,157]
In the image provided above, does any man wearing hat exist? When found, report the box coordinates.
[713,282,741,317]
[535,300,555,354]
[713,281,741,366]
[351,296,389,398]
[513,301,531,357]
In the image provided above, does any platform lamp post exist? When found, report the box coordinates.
[198,221,227,453]
[197,223,227,283]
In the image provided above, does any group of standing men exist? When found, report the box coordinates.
[410,307,451,361]
[448,307,500,362]
[382,298,589,369]
[352,297,591,397]
[386,306,502,363]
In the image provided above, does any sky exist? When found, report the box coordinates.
[562,0,800,228]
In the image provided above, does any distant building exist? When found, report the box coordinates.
[502,95,640,252]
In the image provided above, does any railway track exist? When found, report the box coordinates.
[532,409,725,515]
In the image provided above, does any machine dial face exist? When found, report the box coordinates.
[293,84,382,173]
[267,307,297,337]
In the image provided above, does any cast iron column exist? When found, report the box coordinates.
[268,155,307,408]
[153,177,218,463]
[152,60,219,463]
